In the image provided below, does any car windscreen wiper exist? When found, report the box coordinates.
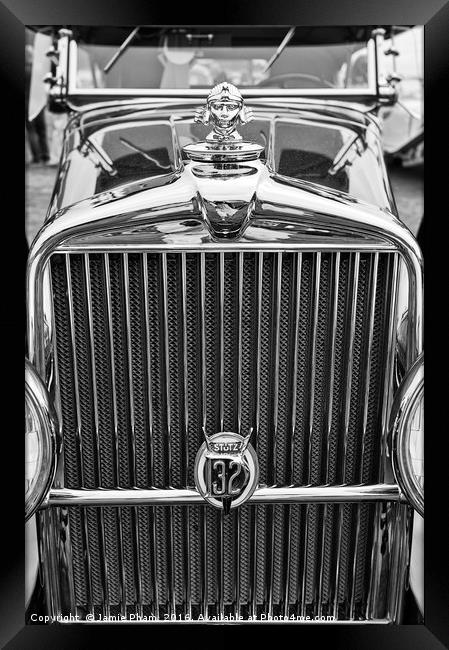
[328,132,365,176]
[119,137,172,170]
[104,26,140,74]
[79,134,117,176]
[261,27,296,74]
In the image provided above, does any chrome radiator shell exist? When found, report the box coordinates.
[27,161,423,622]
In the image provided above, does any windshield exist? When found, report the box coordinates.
[74,27,372,91]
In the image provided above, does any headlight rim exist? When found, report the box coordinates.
[390,353,424,518]
[25,358,58,521]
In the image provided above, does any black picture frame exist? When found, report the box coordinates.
[2,0,448,647]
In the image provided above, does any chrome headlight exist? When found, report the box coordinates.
[25,359,57,521]
[390,354,424,517]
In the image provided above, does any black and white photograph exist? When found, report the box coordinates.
[23,24,425,629]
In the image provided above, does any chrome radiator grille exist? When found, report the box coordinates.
[48,249,399,620]
[60,502,389,620]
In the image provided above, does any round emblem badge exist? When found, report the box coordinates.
[194,432,259,512]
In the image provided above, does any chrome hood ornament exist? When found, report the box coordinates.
[183,83,266,239]
[194,82,253,141]
[183,82,264,163]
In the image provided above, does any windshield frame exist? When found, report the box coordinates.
[55,31,380,104]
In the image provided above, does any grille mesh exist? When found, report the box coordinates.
[51,251,393,489]
[66,502,381,619]
[50,250,397,620]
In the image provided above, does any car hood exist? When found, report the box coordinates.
[50,100,395,222]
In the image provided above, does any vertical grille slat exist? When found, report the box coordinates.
[317,252,340,616]
[380,255,400,481]
[350,253,379,618]
[199,253,209,619]
[250,252,264,618]
[235,252,244,615]
[84,255,109,617]
[122,254,144,615]
[64,254,94,616]
[142,253,159,616]
[161,254,176,616]
[332,253,360,619]
[49,249,399,621]
[180,253,191,617]
[218,252,225,432]
[301,253,321,617]
[267,253,282,617]
[103,254,127,617]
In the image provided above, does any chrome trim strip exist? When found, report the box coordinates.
[36,509,57,616]
[219,511,225,619]
[25,357,59,521]
[103,255,119,485]
[390,265,410,611]
[103,254,127,617]
[290,252,302,477]
[46,266,65,490]
[122,254,144,616]
[255,252,264,447]
[168,506,176,616]
[387,504,413,622]
[57,242,397,254]
[366,501,384,618]
[361,254,379,480]
[237,252,243,436]
[236,253,243,616]
[47,484,404,506]
[250,253,264,618]
[300,253,321,616]
[160,253,172,482]
[83,255,101,478]
[64,255,94,615]
[317,251,340,616]
[219,252,225,432]
[235,508,241,616]
[122,254,137,483]
[201,508,208,619]
[142,253,159,615]
[142,254,155,485]
[249,506,258,618]
[180,253,189,480]
[380,255,400,482]
[272,252,283,483]
[333,252,360,619]
[49,509,63,615]
[268,253,282,617]
[160,253,176,615]
[199,252,208,619]
[343,253,361,476]
[180,253,191,617]
[65,88,381,99]
[84,254,110,617]
[200,253,207,434]
[349,253,379,618]
[284,252,302,616]
[390,354,424,517]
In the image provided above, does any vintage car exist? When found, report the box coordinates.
[25,26,423,624]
